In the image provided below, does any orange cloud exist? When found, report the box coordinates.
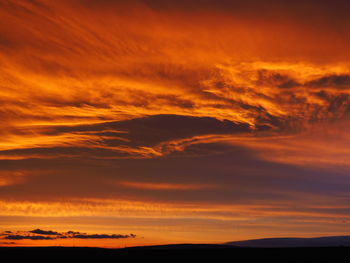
[2,0,350,246]
[2,198,349,222]
[0,171,27,187]
[117,181,218,191]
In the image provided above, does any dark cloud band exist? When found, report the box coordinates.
[1,229,136,241]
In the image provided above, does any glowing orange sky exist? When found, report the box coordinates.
[1,0,350,248]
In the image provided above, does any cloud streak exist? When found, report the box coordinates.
[1,229,136,241]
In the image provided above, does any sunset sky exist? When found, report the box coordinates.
[1,0,350,248]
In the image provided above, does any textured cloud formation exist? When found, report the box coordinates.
[1,0,350,159]
[1,0,350,246]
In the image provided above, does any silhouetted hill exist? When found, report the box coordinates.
[123,243,234,250]
[226,235,350,247]
[1,245,350,262]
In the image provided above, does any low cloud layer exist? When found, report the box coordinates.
[1,229,136,241]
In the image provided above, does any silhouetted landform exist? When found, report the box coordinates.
[1,245,350,262]
[123,243,234,250]
[226,235,350,247]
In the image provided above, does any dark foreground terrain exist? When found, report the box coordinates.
[0,245,349,262]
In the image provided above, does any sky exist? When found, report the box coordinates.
[1,0,350,248]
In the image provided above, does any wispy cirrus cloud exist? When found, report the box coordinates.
[1,0,350,162]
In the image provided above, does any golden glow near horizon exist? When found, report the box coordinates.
[1,0,350,247]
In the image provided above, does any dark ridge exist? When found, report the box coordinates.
[0,246,350,261]
[123,243,235,250]
[226,235,350,248]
